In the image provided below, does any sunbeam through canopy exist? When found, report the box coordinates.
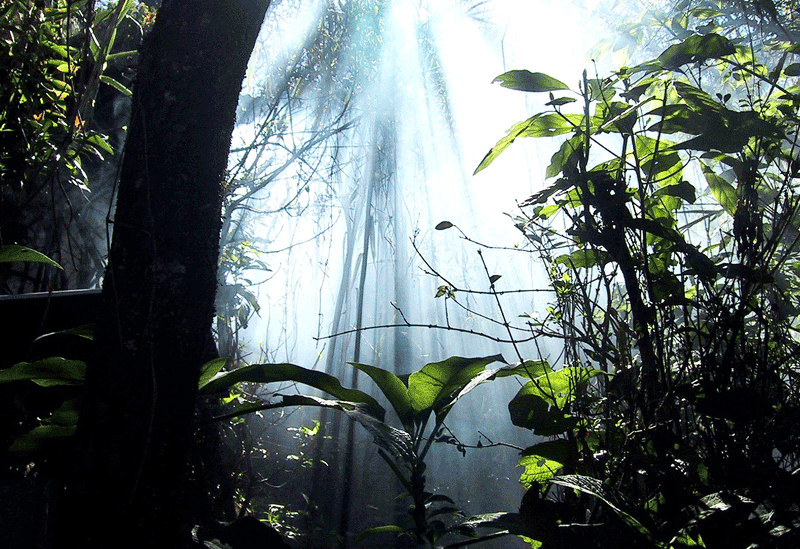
[219,0,602,546]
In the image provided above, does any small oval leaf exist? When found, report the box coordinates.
[435,221,454,230]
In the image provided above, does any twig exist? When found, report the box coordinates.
[314,321,538,344]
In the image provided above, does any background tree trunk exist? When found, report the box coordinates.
[67,1,269,547]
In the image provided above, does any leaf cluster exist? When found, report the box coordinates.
[474,3,800,548]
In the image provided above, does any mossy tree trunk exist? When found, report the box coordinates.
[67,1,269,547]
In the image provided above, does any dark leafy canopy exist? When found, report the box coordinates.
[474,1,800,547]
[1,0,145,293]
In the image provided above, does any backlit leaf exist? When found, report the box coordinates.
[700,162,737,215]
[492,70,569,92]
[99,75,132,97]
[9,425,76,454]
[519,444,567,487]
[350,362,413,430]
[0,357,86,386]
[199,362,385,421]
[408,355,504,423]
[0,245,62,269]
[475,114,582,174]
[198,358,227,390]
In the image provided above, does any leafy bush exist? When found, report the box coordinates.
[475,1,800,547]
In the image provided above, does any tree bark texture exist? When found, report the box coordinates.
[68,1,269,547]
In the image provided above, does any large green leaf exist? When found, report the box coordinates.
[8,398,81,454]
[0,357,86,386]
[408,355,504,423]
[198,357,227,390]
[518,440,577,488]
[475,114,582,174]
[349,362,413,430]
[700,162,737,215]
[46,397,81,427]
[9,425,76,454]
[522,367,601,408]
[654,180,696,204]
[507,367,601,435]
[494,360,552,380]
[355,525,407,543]
[0,245,62,269]
[492,70,569,93]
[554,248,610,269]
[199,362,385,421]
[546,135,583,179]
[508,393,578,436]
[658,33,735,69]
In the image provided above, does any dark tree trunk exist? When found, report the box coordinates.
[66,1,269,547]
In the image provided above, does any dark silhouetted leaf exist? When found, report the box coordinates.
[784,63,800,76]
[435,221,454,230]
[555,248,610,269]
[658,33,735,69]
[492,70,569,92]
[654,181,696,204]
[551,475,657,542]
[508,393,578,436]
[199,362,385,421]
[546,96,577,106]
[356,525,406,543]
[425,494,456,505]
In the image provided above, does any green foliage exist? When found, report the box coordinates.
[198,361,386,421]
[0,357,86,387]
[203,355,515,547]
[0,0,116,190]
[0,0,149,292]
[9,398,80,454]
[0,244,63,269]
[473,1,800,547]
[492,70,570,93]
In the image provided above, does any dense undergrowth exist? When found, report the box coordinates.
[4,1,800,548]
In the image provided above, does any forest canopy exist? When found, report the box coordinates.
[4,1,800,549]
